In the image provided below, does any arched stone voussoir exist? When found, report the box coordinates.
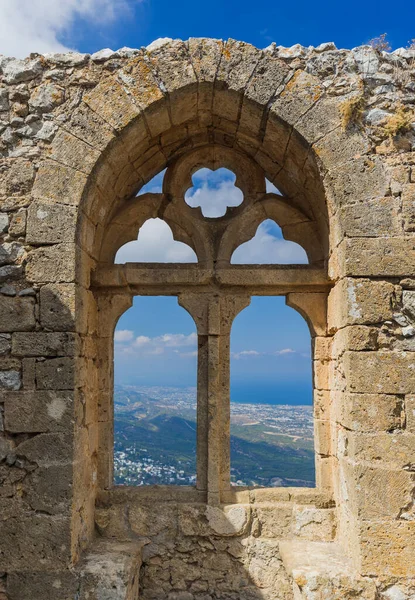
[48,129,101,176]
[212,40,264,123]
[60,102,117,152]
[83,76,142,132]
[268,69,324,130]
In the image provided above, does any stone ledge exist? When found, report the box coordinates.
[76,538,143,600]
[279,539,377,599]
[97,485,334,507]
[6,538,143,600]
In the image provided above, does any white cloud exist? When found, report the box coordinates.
[0,0,137,58]
[232,350,261,360]
[177,350,198,358]
[134,335,151,348]
[157,333,197,347]
[231,220,308,265]
[115,330,197,358]
[115,218,197,264]
[185,168,243,217]
[232,348,298,359]
[114,329,134,342]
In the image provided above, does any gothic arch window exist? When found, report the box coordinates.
[94,144,331,502]
[113,296,197,486]
[230,297,315,488]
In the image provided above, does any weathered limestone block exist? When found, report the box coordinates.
[22,464,73,514]
[0,332,11,354]
[0,296,35,332]
[244,538,288,591]
[49,130,100,175]
[8,208,26,237]
[314,418,331,456]
[179,504,250,536]
[35,357,75,390]
[26,244,76,283]
[291,506,336,541]
[15,432,73,466]
[32,160,87,206]
[403,290,415,320]
[335,392,404,432]
[29,83,65,113]
[358,520,415,577]
[328,278,397,331]
[344,351,415,394]
[83,77,141,131]
[331,326,378,357]
[0,159,35,196]
[39,284,76,331]
[0,514,72,570]
[7,572,79,600]
[326,156,390,208]
[406,395,415,432]
[339,197,401,238]
[12,331,77,357]
[0,241,25,265]
[240,54,289,135]
[336,238,415,278]
[345,431,415,469]
[77,539,142,600]
[305,104,369,162]
[270,70,323,130]
[340,458,415,522]
[279,539,377,600]
[253,503,293,538]
[3,390,73,432]
[402,183,415,232]
[26,202,77,244]
[129,501,179,538]
[214,40,261,121]
[2,58,43,84]
[63,102,116,151]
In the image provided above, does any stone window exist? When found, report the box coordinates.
[230,297,315,488]
[113,296,197,486]
[94,144,331,504]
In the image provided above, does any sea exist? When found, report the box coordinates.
[230,380,312,406]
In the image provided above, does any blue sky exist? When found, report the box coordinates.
[0,0,413,59]
[0,0,409,402]
[71,1,415,56]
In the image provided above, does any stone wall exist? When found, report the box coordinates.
[0,38,415,599]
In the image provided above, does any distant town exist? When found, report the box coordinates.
[114,385,315,487]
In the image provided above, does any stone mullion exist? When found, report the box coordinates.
[218,329,232,495]
[195,333,208,493]
[179,293,250,505]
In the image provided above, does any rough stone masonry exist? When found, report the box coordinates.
[0,36,415,599]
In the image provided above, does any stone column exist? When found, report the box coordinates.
[179,293,250,505]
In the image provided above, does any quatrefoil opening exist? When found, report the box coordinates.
[184,168,244,218]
